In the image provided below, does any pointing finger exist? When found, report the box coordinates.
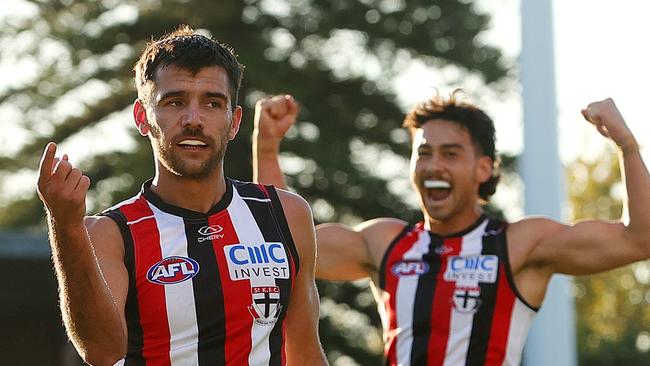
[38,142,57,184]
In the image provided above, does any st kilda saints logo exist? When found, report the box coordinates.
[452,286,482,313]
[248,286,283,326]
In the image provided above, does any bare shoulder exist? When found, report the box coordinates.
[508,217,566,242]
[274,187,312,226]
[507,216,566,268]
[275,188,311,218]
[356,217,408,239]
[274,189,315,256]
[356,217,409,266]
[83,215,124,258]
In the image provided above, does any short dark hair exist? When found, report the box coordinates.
[134,25,243,110]
[403,90,500,201]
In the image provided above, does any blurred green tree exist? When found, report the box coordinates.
[567,152,650,366]
[0,0,510,364]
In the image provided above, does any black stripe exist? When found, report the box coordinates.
[241,184,292,366]
[102,210,145,366]
[465,218,503,366]
[263,185,300,275]
[184,218,226,365]
[409,233,443,365]
[377,224,413,290]
[500,223,539,312]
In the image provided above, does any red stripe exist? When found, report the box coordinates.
[382,227,421,365]
[210,211,253,364]
[484,265,516,365]
[121,197,171,365]
[427,236,463,366]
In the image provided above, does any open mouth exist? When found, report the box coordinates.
[177,139,208,150]
[423,179,452,201]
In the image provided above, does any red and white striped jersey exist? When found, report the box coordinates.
[102,178,299,366]
[379,216,537,366]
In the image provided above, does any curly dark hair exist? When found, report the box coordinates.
[134,25,243,110]
[403,90,500,202]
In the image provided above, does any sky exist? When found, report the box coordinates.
[392,0,650,220]
[397,0,650,162]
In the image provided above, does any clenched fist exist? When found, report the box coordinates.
[254,94,300,149]
[582,98,638,153]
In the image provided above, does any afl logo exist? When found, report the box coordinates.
[391,260,430,276]
[147,256,200,285]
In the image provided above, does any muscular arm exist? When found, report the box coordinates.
[315,218,407,281]
[37,143,127,365]
[278,190,327,365]
[524,99,650,275]
[252,95,298,189]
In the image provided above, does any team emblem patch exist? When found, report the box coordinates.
[248,286,283,326]
[391,260,430,276]
[452,286,482,313]
[146,256,200,285]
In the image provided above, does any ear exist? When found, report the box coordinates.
[476,155,493,184]
[227,106,243,141]
[133,99,150,136]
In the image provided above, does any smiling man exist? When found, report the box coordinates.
[36,27,327,366]
[253,92,650,365]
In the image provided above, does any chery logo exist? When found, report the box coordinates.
[198,225,225,242]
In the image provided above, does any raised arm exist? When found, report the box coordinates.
[36,142,128,365]
[277,190,327,365]
[525,99,650,275]
[252,94,299,188]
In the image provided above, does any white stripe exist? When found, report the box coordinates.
[241,196,272,203]
[395,229,431,366]
[148,203,199,366]
[228,188,274,366]
[443,219,489,366]
[504,300,535,365]
[126,215,155,225]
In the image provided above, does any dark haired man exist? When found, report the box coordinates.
[37,27,327,365]
[253,93,650,365]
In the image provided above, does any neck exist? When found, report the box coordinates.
[150,167,227,213]
[424,204,484,235]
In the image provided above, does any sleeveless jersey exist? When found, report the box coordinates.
[379,215,537,366]
[102,178,299,366]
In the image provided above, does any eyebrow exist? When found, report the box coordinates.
[417,142,464,150]
[157,90,229,102]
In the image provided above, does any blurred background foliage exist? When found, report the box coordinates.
[567,154,650,366]
[0,0,647,364]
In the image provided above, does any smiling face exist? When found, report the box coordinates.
[410,119,492,231]
[133,65,242,181]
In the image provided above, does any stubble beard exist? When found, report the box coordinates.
[150,124,228,180]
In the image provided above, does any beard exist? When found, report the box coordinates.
[150,124,228,180]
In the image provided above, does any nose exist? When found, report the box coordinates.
[181,103,204,129]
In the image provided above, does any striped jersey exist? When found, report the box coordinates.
[102,178,299,366]
[379,215,537,366]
